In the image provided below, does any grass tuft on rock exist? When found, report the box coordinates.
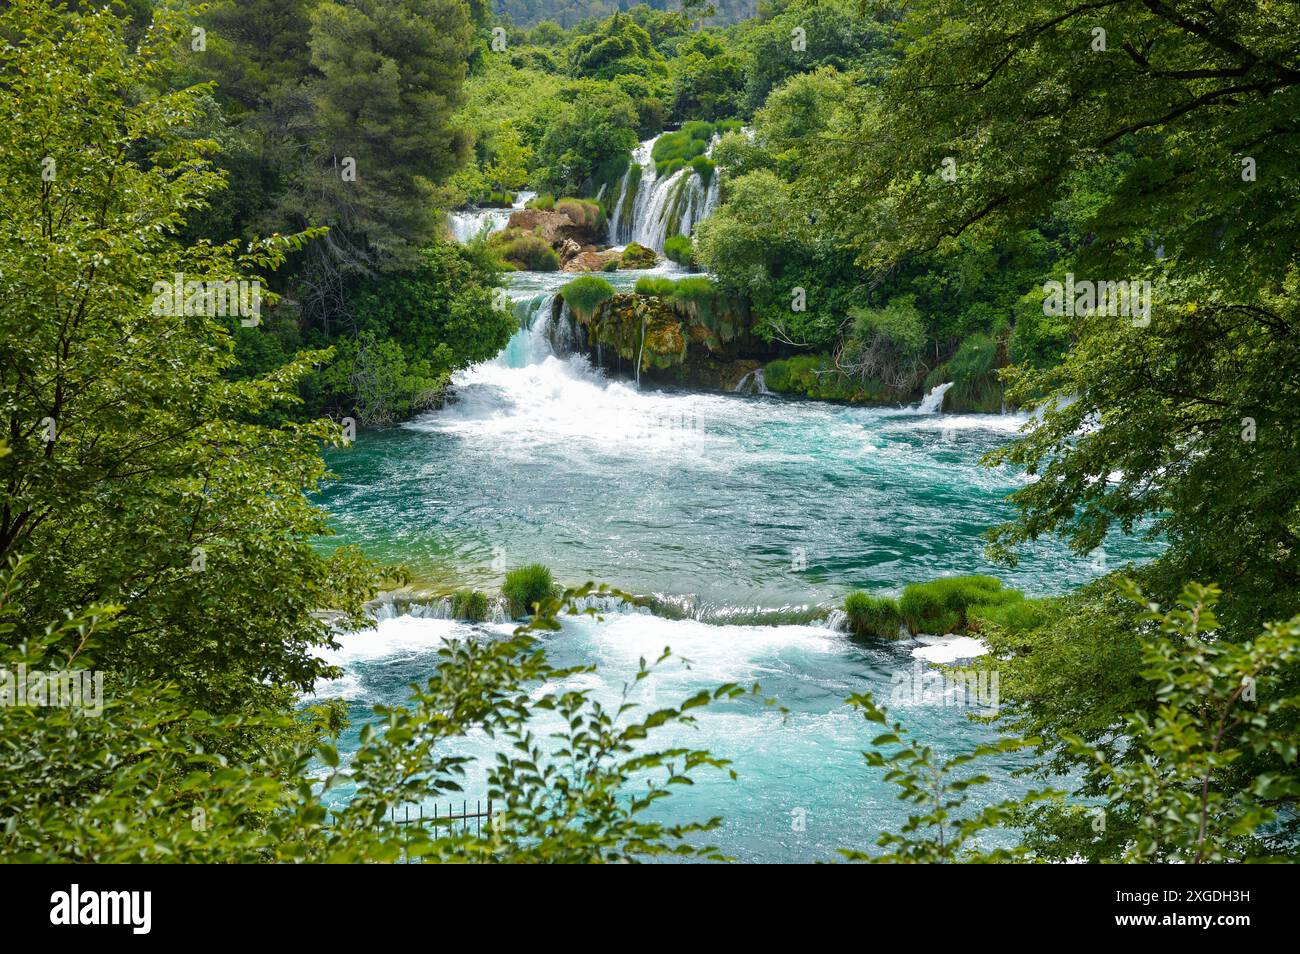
[503,564,557,617]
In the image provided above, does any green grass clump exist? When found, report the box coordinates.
[450,589,490,622]
[634,276,677,296]
[620,241,657,267]
[556,197,605,230]
[663,234,693,266]
[526,193,555,210]
[559,275,617,320]
[689,155,715,186]
[501,235,560,271]
[601,258,619,272]
[898,575,1020,635]
[968,595,1049,634]
[503,564,556,618]
[652,123,717,178]
[844,592,903,639]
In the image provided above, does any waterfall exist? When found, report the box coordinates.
[635,313,646,388]
[733,368,770,395]
[917,381,953,413]
[448,190,536,244]
[501,293,556,368]
[607,135,722,252]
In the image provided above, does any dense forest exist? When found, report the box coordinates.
[1,0,1298,868]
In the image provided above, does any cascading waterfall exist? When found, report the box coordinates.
[607,135,721,252]
[502,292,557,368]
[448,190,536,244]
[917,381,954,413]
[733,368,770,395]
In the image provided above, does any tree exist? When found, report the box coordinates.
[0,0,374,741]
[809,0,1300,633]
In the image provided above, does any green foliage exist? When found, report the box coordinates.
[1062,583,1300,862]
[946,332,1003,412]
[450,588,491,622]
[763,355,861,401]
[559,275,618,320]
[556,196,605,229]
[651,122,718,177]
[740,0,893,112]
[500,233,562,271]
[567,12,665,81]
[898,576,1016,636]
[663,234,695,266]
[620,241,658,268]
[535,81,639,195]
[843,592,902,639]
[838,297,927,393]
[0,0,377,735]
[839,693,1059,863]
[635,276,678,296]
[502,564,558,618]
[306,242,514,423]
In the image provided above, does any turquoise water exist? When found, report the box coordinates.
[310,268,1161,861]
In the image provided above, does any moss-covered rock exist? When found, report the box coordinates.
[620,242,658,268]
[763,355,891,402]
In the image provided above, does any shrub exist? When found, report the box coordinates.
[556,197,605,230]
[652,123,716,177]
[898,575,1019,634]
[968,596,1049,634]
[663,234,694,266]
[634,276,677,296]
[601,258,619,272]
[763,355,861,401]
[503,564,556,617]
[559,275,617,320]
[450,589,490,622]
[527,193,555,210]
[844,592,903,639]
[689,155,715,185]
[501,235,560,271]
[948,332,1003,410]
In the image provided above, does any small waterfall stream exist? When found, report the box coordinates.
[448,191,536,244]
[917,381,954,413]
[608,135,721,251]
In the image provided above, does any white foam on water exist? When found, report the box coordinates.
[911,634,989,663]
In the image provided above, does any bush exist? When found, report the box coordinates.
[689,155,715,186]
[450,589,490,622]
[556,197,605,230]
[559,275,617,320]
[763,355,862,401]
[501,235,560,271]
[968,596,1049,634]
[503,564,556,617]
[948,332,1003,411]
[651,123,716,177]
[663,234,694,266]
[898,575,1019,635]
[601,258,619,272]
[844,592,902,639]
[527,193,555,210]
[634,276,677,296]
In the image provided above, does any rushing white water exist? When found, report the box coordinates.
[314,266,1162,861]
[448,191,536,244]
[917,381,954,413]
[608,135,721,251]
[733,368,770,395]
